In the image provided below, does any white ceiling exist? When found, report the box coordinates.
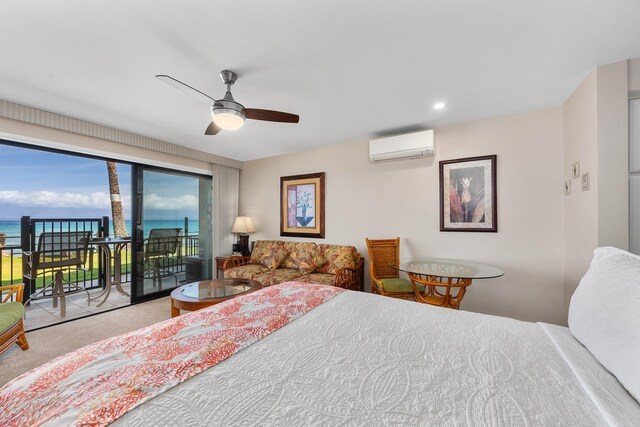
[1,1,640,161]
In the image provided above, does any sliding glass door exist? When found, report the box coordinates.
[631,98,640,254]
[132,166,212,302]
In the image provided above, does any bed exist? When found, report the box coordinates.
[1,247,639,426]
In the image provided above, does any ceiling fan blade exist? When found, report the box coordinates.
[156,75,218,105]
[205,121,222,135]
[245,108,299,123]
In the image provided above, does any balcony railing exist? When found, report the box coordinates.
[0,216,201,301]
[0,240,21,286]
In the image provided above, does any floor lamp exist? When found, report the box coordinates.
[231,216,256,256]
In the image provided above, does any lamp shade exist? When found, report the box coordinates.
[213,109,245,130]
[231,216,256,234]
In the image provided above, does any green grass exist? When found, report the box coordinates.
[1,250,191,287]
[1,252,132,288]
[1,254,22,285]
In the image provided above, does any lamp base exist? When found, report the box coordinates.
[238,234,251,256]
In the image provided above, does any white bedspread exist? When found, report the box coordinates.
[114,291,640,426]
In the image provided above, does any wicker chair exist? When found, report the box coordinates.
[365,237,421,300]
[0,284,29,355]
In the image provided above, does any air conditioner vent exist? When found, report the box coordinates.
[369,130,434,163]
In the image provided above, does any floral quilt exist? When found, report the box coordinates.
[0,282,344,427]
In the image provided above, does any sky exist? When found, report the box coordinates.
[0,144,200,221]
[142,170,200,221]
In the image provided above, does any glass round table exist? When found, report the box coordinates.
[170,278,262,317]
[398,259,504,309]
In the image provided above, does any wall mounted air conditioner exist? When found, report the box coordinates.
[369,129,434,163]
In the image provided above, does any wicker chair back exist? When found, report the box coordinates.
[365,238,401,279]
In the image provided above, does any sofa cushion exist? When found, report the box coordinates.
[254,268,303,287]
[296,273,336,287]
[224,264,269,280]
[250,240,286,269]
[0,302,25,332]
[281,242,320,275]
[317,244,359,274]
[280,242,301,270]
[260,247,288,270]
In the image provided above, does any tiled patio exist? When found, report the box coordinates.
[25,283,131,331]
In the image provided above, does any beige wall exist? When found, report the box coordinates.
[240,108,566,324]
[596,62,629,249]
[562,61,630,307]
[562,70,599,305]
[628,58,640,95]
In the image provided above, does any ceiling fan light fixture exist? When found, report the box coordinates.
[212,108,245,130]
[157,70,299,136]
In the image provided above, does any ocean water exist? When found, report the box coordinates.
[0,219,199,247]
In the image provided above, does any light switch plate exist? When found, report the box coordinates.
[565,179,571,195]
[572,161,580,178]
[582,172,590,191]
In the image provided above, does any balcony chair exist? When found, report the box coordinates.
[0,284,29,355]
[143,228,182,288]
[365,237,422,300]
[24,231,92,317]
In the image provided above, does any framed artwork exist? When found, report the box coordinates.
[440,155,497,232]
[280,172,325,238]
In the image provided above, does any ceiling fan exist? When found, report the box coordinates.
[156,70,300,135]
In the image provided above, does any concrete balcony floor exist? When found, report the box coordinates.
[25,282,132,331]
[23,270,189,331]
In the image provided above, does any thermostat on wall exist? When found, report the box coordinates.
[582,172,590,191]
[572,161,580,179]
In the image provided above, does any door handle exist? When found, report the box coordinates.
[136,229,144,250]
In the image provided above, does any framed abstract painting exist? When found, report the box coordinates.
[440,155,497,232]
[280,172,325,238]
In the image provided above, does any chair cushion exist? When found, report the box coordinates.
[378,278,424,293]
[568,247,640,402]
[297,273,337,287]
[254,269,303,287]
[250,240,285,267]
[224,264,269,280]
[0,302,25,332]
[281,242,320,275]
[317,244,359,274]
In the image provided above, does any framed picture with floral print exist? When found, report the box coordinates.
[280,172,325,238]
[440,155,497,232]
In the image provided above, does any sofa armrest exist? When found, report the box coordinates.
[223,256,252,271]
[368,259,386,294]
[334,258,364,291]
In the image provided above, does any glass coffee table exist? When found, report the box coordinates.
[170,278,262,317]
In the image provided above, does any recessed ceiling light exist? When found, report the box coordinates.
[433,102,446,110]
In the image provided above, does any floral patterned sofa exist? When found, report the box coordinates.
[223,240,364,291]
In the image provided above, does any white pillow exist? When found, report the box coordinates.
[568,247,640,402]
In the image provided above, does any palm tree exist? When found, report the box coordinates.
[106,161,128,238]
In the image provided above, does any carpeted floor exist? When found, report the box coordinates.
[0,296,171,386]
